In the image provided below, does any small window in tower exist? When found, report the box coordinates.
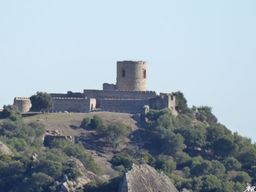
[122,69,125,77]
[143,70,147,78]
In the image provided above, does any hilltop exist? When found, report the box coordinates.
[23,112,138,137]
[0,92,255,192]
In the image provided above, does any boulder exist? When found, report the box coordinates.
[118,164,178,192]
[0,141,14,156]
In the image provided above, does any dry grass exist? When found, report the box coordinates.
[22,112,138,136]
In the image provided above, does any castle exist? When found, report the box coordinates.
[14,61,177,115]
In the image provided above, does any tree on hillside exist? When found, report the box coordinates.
[30,92,54,112]
[175,126,206,148]
[206,123,231,145]
[161,131,186,154]
[237,147,256,168]
[212,135,237,158]
[195,106,218,126]
[222,157,242,171]
[89,115,107,130]
[1,105,22,121]
[173,91,190,114]
[106,122,132,148]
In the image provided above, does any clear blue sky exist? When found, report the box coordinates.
[1,1,256,141]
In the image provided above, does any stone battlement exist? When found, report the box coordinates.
[100,98,146,101]
[83,89,155,93]
[52,97,87,100]
[14,97,30,100]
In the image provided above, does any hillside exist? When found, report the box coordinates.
[23,112,138,136]
[0,95,256,192]
[22,112,139,179]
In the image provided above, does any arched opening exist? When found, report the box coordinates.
[143,69,147,78]
[122,68,125,77]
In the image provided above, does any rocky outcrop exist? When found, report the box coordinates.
[0,141,14,156]
[118,164,179,192]
[69,158,100,188]
[53,158,103,192]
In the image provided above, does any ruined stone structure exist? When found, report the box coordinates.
[118,164,179,192]
[14,60,177,115]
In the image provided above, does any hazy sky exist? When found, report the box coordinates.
[1,1,256,141]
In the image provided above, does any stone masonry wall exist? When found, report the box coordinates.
[13,97,32,113]
[149,94,177,116]
[99,99,149,114]
[103,83,116,90]
[50,91,84,98]
[116,61,147,91]
[149,95,169,110]
[83,90,156,100]
[52,98,96,112]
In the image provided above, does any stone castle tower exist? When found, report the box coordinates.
[116,61,147,91]
[14,60,177,115]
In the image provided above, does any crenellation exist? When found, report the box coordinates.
[52,97,87,100]
[100,98,143,101]
[15,97,30,100]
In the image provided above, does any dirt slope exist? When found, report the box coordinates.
[23,112,138,136]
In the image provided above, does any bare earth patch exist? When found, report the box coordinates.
[23,112,138,136]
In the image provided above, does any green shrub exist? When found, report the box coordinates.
[1,105,22,121]
[155,154,176,174]
[80,117,91,128]
[111,152,138,169]
[140,151,156,167]
[89,115,107,129]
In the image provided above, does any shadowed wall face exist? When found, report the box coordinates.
[52,98,95,112]
[116,61,147,91]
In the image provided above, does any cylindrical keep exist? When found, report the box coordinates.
[13,98,32,113]
[116,61,147,91]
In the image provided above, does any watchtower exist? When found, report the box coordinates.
[116,60,147,91]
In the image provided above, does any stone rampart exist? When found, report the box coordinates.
[103,83,116,90]
[99,99,148,114]
[83,89,156,100]
[13,97,32,113]
[52,98,96,112]
[149,93,177,116]
[50,91,84,98]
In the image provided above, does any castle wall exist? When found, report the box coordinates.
[50,91,84,98]
[13,60,177,116]
[103,83,116,90]
[116,61,147,91]
[83,89,156,100]
[52,98,96,112]
[13,97,32,113]
[99,99,149,114]
[149,94,177,116]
